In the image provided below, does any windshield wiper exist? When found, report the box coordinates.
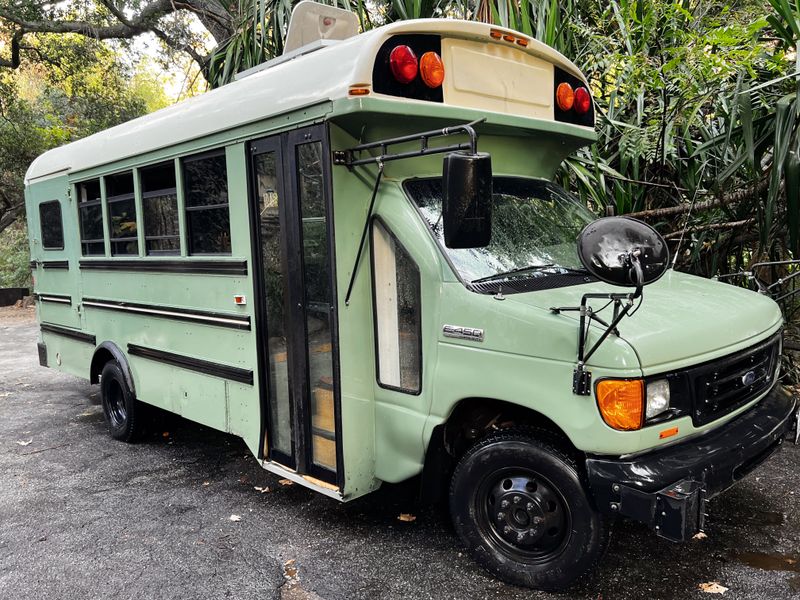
[471,264,588,284]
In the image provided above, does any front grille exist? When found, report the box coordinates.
[690,335,780,426]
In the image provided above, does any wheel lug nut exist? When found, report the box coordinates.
[503,526,511,534]
[526,502,534,511]
[517,533,525,542]
[533,516,543,525]
[513,496,521,504]
[497,512,505,520]
[500,500,509,508]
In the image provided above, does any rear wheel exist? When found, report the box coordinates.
[100,361,145,442]
[449,430,609,590]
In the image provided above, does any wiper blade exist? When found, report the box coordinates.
[471,264,587,284]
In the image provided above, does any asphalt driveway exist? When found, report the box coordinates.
[1,309,799,599]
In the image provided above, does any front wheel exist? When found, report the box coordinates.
[449,430,609,590]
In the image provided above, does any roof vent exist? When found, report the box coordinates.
[283,1,359,54]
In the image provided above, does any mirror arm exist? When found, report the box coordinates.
[344,161,385,306]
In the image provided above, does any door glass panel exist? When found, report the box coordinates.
[254,151,293,460]
[297,141,336,471]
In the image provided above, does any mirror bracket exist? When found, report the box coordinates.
[332,118,485,169]
[551,290,638,396]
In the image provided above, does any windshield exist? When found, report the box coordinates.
[405,177,597,284]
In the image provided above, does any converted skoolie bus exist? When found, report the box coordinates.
[25,2,798,590]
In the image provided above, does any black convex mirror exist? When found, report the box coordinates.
[577,216,669,287]
[442,152,493,248]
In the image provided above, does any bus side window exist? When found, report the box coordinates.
[370,220,422,394]
[182,150,231,255]
[77,179,104,256]
[39,200,64,250]
[105,172,138,256]
[141,162,180,256]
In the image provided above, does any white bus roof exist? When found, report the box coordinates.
[25,19,589,184]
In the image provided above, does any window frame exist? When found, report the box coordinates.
[140,161,180,256]
[105,171,139,256]
[76,179,105,256]
[181,148,231,256]
[38,200,64,251]
[369,216,423,395]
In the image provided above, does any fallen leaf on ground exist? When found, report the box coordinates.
[278,479,294,486]
[693,531,708,540]
[162,431,170,438]
[0,392,11,398]
[397,513,417,522]
[283,559,298,579]
[15,439,32,446]
[202,481,210,486]
[787,558,797,565]
[229,514,242,522]
[254,486,270,493]
[698,582,728,594]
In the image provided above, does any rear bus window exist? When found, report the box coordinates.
[141,162,179,256]
[182,151,231,255]
[39,200,64,250]
[105,172,138,255]
[77,179,104,256]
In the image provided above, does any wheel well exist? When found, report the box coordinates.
[419,398,579,504]
[89,342,136,397]
[90,348,115,384]
[441,397,577,459]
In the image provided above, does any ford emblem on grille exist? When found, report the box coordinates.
[741,370,757,386]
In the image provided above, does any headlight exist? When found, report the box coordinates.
[645,379,670,419]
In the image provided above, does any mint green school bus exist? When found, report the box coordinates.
[24,3,798,590]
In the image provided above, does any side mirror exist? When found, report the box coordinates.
[577,216,669,288]
[442,152,493,248]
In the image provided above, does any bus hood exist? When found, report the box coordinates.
[507,270,783,373]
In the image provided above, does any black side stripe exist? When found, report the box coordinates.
[81,298,251,331]
[34,293,72,305]
[42,261,69,270]
[40,323,96,345]
[29,261,37,269]
[79,259,247,276]
[127,344,253,385]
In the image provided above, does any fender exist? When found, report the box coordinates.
[90,341,136,397]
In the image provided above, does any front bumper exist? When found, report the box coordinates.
[586,385,798,542]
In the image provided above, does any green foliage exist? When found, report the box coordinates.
[0,223,31,288]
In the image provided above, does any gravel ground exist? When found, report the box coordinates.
[1,311,799,600]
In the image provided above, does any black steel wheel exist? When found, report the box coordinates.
[449,430,609,590]
[100,361,145,443]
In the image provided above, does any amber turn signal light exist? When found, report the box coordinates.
[556,82,574,111]
[596,379,644,431]
[420,51,444,88]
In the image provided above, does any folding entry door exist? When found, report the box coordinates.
[249,125,341,485]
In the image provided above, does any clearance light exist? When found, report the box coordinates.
[503,34,515,42]
[420,52,445,88]
[574,86,591,115]
[556,82,574,111]
[389,45,418,84]
[659,426,679,439]
[596,379,644,431]
[349,86,370,96]
[489,29,503,39]
[516,38,529,47]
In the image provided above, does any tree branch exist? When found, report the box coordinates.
[0,0,213,70]
[626,177,771,219]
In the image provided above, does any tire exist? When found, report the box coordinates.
[449,430,609,591]
[99,361,145,443]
